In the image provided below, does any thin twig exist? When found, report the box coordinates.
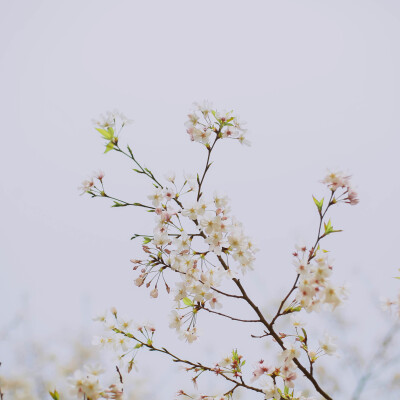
[201,306,261,323]
[116,365,123,384]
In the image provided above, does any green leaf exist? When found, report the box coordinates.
[96,128,114,140]
[49,390,60,400]
[182,297,193,306]
[104,141,115,153]
[323,219,342,236]
[283,305,302,314]
[232,349,239,360]
[143,236,152,245]
[134,343,142,349]
[312,196,324,213]
[324,219,332,233]
[112,201,127,207]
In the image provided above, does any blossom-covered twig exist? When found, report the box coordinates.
[112,327,263,395]
[78,104,361,400]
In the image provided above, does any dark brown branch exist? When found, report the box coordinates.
[251,330,270,339]
[200,306,261,323]
[116,365,123,384]
[270,275,300,326]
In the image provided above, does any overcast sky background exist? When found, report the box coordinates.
[1,0,400,398]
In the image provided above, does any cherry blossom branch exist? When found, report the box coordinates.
[223,383,240,397]
[200,305,261,323]
[298,327,314,376]
[187,139,333,398]
[309,191,335,259]
[114,144,164,189]
[89,187,155,210]
[153,137,333,398]
[251,331,269,339]
[112,328,264,395]
[86,107,360,400]
[270,191,335,327]
[209,286,244,299]
[214,254,333,400]
[270,276,300,327]
[160,260,243,299]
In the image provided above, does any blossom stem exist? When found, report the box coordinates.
[113,328,263,395]
[200,306,261,323]
[115,145,164,189]
[197,137,219,201]
[94,191,155,210]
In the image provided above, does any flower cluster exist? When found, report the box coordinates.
[68,365,123,400]
[79,170,105,195]
[131,181,257,341]
[92,309,155,374]
[212,349,245,379]
[322,171,359,205]
[292,246,347,312]
[92,111,133,153]
[250,342,299,396]
[250,328,336,400]
[92,111,133,131]
[185,102,250,146]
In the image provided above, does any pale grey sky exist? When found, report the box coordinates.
[1,0,400,398]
